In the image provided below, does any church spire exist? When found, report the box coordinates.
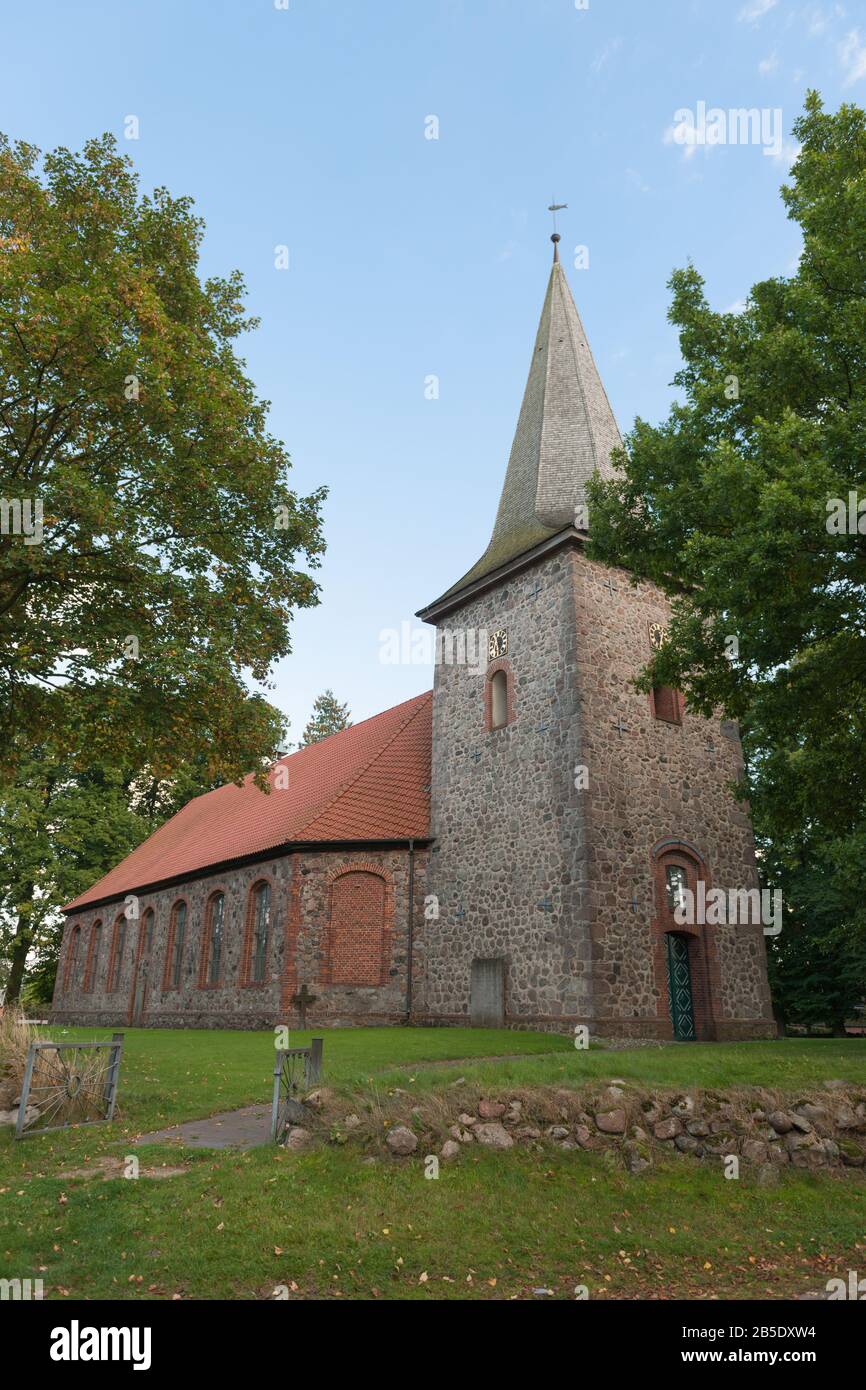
[426,244,622,607]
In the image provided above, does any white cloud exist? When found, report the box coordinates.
[725,298,748,315]
[759,51,780,74]
[840,29,866,84]
[738,0,778,22]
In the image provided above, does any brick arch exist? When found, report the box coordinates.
[62,922,83,992]
[484,656,516,731]
[198,888,228,989]
[240,874,277,987]
[107,912,129,992]
[650,840,721,1041]
[162,897,190,990]
[321,863,394,987]
[82,920,103,993]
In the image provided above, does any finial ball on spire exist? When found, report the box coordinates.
[548,200,567,261]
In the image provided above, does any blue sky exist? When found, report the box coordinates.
[3,0,864,743]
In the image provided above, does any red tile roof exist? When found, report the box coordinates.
[65,692,432,912]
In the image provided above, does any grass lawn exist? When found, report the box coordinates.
[1,1028,864,1300]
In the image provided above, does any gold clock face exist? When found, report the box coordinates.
[648,622,667,651]
[488,629,508,661]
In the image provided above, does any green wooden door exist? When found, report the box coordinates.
[666,933,696,1040]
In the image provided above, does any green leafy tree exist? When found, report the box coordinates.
[762,834,866,1034]
[0,133,325,784]
[300,690,351,746]
[0,742,226,1004]
[587,92,866,980]
[0,753,149,1003]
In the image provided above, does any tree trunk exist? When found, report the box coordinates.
[4,925,31,1004]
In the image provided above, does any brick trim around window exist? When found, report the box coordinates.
[107,913,127,992]
[650,686,683,725]
[62,923,82,992]
[649,839,722,1042]
[239,876,276,988]
[320,862,395,988]
[162,898,189,991]
[484,657,516,732]
[82,920,103,993]
[198,889,228,989]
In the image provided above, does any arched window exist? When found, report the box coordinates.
[83,922,102,993]
[201,893,225,987]
[491,670,508,728]
[165,901,187,989]
[485,661,513,731]
[246,882,271,985]
[108,914,127,992]
[63,924,82,991]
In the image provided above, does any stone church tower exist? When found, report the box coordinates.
[417,237,775,1040]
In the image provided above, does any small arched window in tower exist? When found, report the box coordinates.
[490,669,508,729]
[666,864,689,916]
[652,686,683,725]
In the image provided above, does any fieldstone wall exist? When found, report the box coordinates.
[570,547,774,1038]
[421,549,592,1027]
[51,846,427,1030]
[420,539,775,1038]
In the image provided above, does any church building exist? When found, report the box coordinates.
[52,239,776,1040]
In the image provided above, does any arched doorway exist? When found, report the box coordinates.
[665,933,696,1040]
[652,840,719,1042]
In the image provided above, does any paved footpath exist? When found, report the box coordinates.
[134,1103,272,1150]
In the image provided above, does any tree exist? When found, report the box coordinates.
[762,832,866,1034]
[0,133,326,785]
[0,740,226,1004]
[586,92,866,963]
[300,690,351,746]
[0,752,150,1003]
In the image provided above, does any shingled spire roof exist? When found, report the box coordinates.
[427,241,622,608]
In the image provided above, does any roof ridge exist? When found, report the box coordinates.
[299,691,431,839]
[283,689,428,762]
